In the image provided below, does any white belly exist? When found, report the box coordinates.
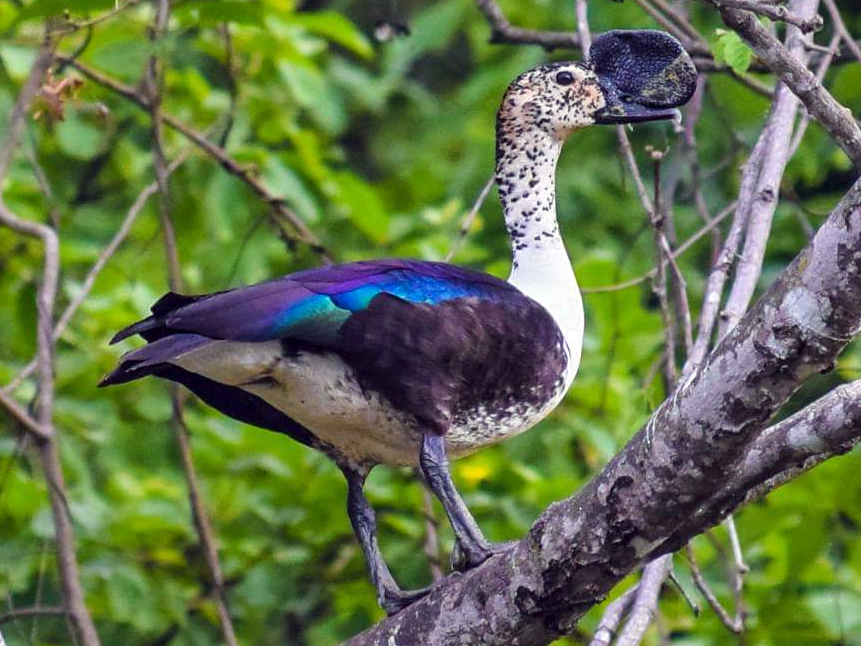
[172,340,569,466]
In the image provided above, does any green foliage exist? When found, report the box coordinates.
[1,0,861,645]
[711,29,753,75]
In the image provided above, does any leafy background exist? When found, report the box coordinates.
[1,0,861,644]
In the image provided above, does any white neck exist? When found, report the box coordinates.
[496,128,584,377]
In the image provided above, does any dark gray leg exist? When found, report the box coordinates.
[419,432,512,571]
[342,466,429,614]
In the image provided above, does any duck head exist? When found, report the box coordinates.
[496,30,697,144]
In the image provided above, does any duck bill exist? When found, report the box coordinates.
[594,95,682,125]
[588,29,697,126]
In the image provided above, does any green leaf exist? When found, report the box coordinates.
[15,0,113,21]
[330,171,389,243]
[289,11,374,60]
[173,0,264,26]
[712,29,753,75]
[278,60,347,134]
[55,112,106,160]
[0,44,36,78]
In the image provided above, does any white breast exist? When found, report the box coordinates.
[171,340,571,467]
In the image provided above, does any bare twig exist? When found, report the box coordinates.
[0,33,101,646]
[574,0,591,54]
[719,1,817,336]
[646,0,703,43]
[684,132,769,373]
[171,399,240,646]
[706,0,823,32]
[589,586,639,646]
[615,130,679,385]
[145,0,181,292]
[581,201,737,294]
[789,33,841,157]
[633,0,701,51]
[0,39,55,180]
[822,0,861,65]
[614,556,673,646]
[0,606,68,627]
[0,390,52,440]
[718,84,803,335]
[143,6,239,645]
[474,0,581,51]
[56,55,331,260]
[420,484,444,582]
[684,544,744,633]
[717,4,861,169]
[445,175,494,262]
[3,150,192,394]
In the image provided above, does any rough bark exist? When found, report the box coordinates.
[341,180,861,646]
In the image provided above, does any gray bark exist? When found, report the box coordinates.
[341,180,861,646]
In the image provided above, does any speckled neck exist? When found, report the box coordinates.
[495,128,564,266]
[495,125,583,376]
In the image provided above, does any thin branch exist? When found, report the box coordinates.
[0,606,68,627]
[0,389,52,440]
[171,398,240,646]
[581,201,737,294]
[684,133,769,373]
[717,3,861,169]
[574,0,591,55]
[420,483,444,582]
[0,33,101,646]
[646,0,703,43]
[706,0,823,32]
[614,555,673,646]
[719,0,817,336]
[474,0,581,51]
[821,0,861,65]
[789,32,841,157]
[2,150,193,394]
[0,37,54,180]
[445,175,494,262]
[632,0,703,52]
[143,7,239,645]
[684,544,744,633]
[589,586,639,646]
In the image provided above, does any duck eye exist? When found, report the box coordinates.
[555,71,574,85]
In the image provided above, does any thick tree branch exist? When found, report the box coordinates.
[723,379,861,507]
[340,178,861,645]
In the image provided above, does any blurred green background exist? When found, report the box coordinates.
[2,0,861,644]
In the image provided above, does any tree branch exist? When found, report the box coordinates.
[55,55,332,261]
[705,0,824,33]
[339,177,861,645]
[0,33,101,646]
[0,606,67,626]
[720,0,818,336]
[474,0,581,51]
[716,4,861,169]
[142,6,240,644]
